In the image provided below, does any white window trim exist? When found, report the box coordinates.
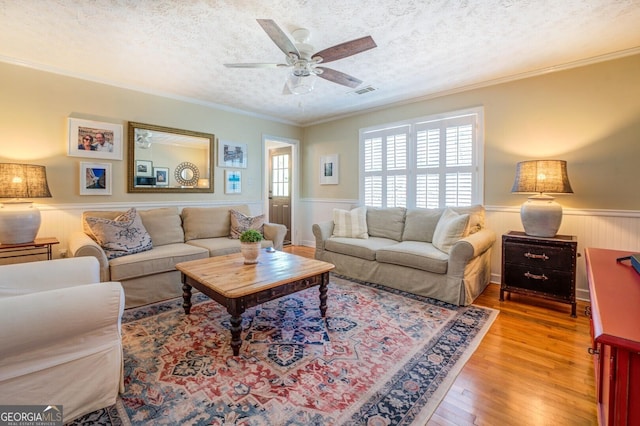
[358,106,485,208]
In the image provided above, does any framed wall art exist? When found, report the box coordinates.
[225,170,242,194]
[136,160,153,177]
[68,117,123,160]
[319,154,339,185]
[80,162,112,195]
[153,167,169,186]
[218,140,247,168]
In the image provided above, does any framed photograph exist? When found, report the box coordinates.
[320,154,339,185]
[218,140,247,168]
[154,167,169,186]
[224,170,242,194]
[136,160,153,177]
[68,118,123,160]
[80,162,112,195]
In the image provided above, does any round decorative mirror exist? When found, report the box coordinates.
[174,162,200,186]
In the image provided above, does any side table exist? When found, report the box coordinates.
[500,231,577,317]
[0,237,60,262]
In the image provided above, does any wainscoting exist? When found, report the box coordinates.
[298,199,640,301]
[23,199,640,301]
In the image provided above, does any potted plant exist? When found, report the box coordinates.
[239,229,263,264]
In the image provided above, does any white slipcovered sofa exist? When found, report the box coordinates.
[69,204,286,308]
[313,205,496,305]
[0,257,124,423]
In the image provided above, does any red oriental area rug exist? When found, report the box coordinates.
[68,275,497,425]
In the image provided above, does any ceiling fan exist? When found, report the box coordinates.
[224,19,377,95]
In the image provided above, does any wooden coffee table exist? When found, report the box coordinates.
[176,250,335,356]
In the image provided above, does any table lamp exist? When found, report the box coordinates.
[0,163,52,244]
[511,160,573,238]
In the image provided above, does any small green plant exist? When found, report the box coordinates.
[239,229,263,243]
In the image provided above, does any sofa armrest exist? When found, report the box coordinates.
[0,281,124,381]
[312,221,335,256]
[0,257,100,294]
[68,231,110,281]
[263,222,287,251]
[447,228,497,277]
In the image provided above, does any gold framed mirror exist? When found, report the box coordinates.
[127,122,214,193]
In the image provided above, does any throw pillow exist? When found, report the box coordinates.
[432,208,470,254]
[85,208,153,259]
[229,209,265,239]
[332,206,369,239]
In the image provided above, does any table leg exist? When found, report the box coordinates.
[229,314,243,356]
[319,272,329,317]
[182,276,192,315]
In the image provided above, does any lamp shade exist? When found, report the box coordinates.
[512,160,573,238]
[0,163,52,244]
[0,163,52,199]
[511,160,573,194]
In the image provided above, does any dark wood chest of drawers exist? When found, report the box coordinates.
[500,231,577,317]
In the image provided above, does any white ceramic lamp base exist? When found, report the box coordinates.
[520,195,563,238]
[0,202,41,244]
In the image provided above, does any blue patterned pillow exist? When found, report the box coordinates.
[86,208,153,259]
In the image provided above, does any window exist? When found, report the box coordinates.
[271,152,289,197]
[360,107,483,209]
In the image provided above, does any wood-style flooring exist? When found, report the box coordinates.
[283,245,597,425]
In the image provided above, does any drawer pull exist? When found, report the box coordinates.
[524,271,548,281]
[524,252,549,260]
[588,347,600,356]
[585,306,591,318]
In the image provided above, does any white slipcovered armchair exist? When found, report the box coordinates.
[0,257,124,423]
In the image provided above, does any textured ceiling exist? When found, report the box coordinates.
[1,0,640,126]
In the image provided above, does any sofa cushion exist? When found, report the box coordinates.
[402,208,443,242]
[82,210,121,237]
[325,236,398,261]
[108,243,208,281]
[229,209,265,239]
[182,205,250,241]
[187,237,273,257]
[138,207,185,246]
[376,241,449,274]
[432,208,470,254]
[366,207,406,241]
[332,206,368,239]
[450,205,485,235]
[85,208,153,260]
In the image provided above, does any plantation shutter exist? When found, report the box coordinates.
[361,108,482,209]
[363,125,410,208]
[415,115,475,207]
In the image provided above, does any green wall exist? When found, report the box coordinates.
[302,54,640,210]
[0,61,302,204]
[2,53,639,211]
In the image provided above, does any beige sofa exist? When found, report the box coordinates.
[0,257,124,423]
[69,205,286,308]
[312,205,496,306]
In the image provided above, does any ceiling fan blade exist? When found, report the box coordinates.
[224,63,288,68]
[257,19,300,58]
[312,36,376,64]
[316,67,363,88]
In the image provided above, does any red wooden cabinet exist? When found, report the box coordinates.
[585,248,640,425]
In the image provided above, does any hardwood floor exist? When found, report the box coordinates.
[284,245,597,425]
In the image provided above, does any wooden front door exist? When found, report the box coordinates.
[269,147,292,245]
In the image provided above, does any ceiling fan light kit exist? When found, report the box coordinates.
[286,72,316,95]
[224,19,376,95]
